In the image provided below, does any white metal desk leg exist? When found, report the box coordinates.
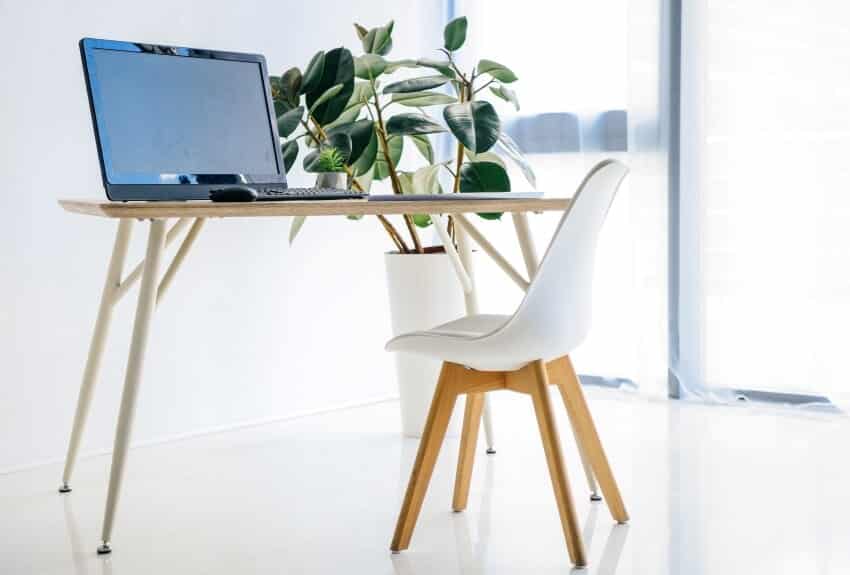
[98,219,167,555]
[455,223,496,454]
[511,212,599,500]
[60,219,134,494]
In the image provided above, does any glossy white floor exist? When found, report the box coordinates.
[2,389,849,575]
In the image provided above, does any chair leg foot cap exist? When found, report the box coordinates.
[485,448,496,455]
[590,493,602,502]
[97,544,112,555]
[58,483,72,494]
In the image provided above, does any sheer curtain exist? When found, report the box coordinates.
[451,0,669,395]
[679,0,850,407]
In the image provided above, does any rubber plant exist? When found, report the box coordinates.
[269,16,536,252]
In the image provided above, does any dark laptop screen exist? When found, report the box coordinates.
[89,47,279,179]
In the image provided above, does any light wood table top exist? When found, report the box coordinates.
[58,197,570,219]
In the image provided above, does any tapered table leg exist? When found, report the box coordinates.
[455,225,496,453]
[98,219,166,554]
[60,219,134,493]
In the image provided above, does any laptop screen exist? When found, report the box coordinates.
[81,39,284,199]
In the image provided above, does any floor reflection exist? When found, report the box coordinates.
[62,496,112,575]
[390,455,629,574]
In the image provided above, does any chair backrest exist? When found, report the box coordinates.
[485,159,629,362]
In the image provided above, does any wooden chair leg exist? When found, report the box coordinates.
[529,360,587,567]
[452,391,485,512]
[391,363,460,552]
[555,356,629,523]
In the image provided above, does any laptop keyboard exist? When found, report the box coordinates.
[257,187,366,201]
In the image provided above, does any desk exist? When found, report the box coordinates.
[57,197,571,553]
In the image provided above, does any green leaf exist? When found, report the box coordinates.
[412,214,432,228]
[349,81,376,106]
[443,101,501,153]
[465,149,505,169]
[327,119,374,164]
[308,84,344,115]
[411,163,443,195]
[385,59,419,73]
[477,59,518,83]
[350,128,378,176]
[301,51,325,95]
[409,134,434,163]
[354,22,369,41]
[361,20,394,56]
[325,81,373,129]
[397,171,414,195]
[383,75,449,94]
[417,59,456,78]
[496,132,537,188]
[374,135,403,180]
[391,91,456,107]
[460,161,510,193]
[325,104,362,129]
[460,161,511,220]
[280,67,302,107]
[276,106,304,138]
[273,99,290,118]
[289,215,307,244]
[386,113,446,136]
[354,54,387,80]
[305,47,355,125]
[281,140,298,173]
[444,16,468,51]
[490,84,520,111]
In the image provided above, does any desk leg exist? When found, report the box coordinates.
[455,225,496,454]
[511,212,599,501]
[60,219,134,493]
[98,219,166,555]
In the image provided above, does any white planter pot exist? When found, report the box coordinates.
[385,250,469,437]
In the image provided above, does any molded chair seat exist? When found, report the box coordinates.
[386,314,521,370]
[386,160,631,568]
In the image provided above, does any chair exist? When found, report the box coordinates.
[385,159,630,567]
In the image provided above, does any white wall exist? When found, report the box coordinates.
[0,0,442,472]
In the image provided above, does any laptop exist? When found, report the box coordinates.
[79,38,363,202]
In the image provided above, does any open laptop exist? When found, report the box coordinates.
[79,38,363,202]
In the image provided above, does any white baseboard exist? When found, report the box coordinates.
[0,395,399,477]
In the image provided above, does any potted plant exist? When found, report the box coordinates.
[269,16,535,435]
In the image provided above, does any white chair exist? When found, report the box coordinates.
[386,159,630,567]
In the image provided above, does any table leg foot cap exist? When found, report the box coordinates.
[58,483,72,494]
[590,494,603,502]
[485,448,496,455]
[97,543,112,555]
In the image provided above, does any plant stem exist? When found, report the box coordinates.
[300,119,322,147]
[307,108,409,253]
[377,214,408,253]
[451,84,468,195]
[372,84,424,254]
[473,79,495,95]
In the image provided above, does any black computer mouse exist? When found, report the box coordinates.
[209,186,258,202]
